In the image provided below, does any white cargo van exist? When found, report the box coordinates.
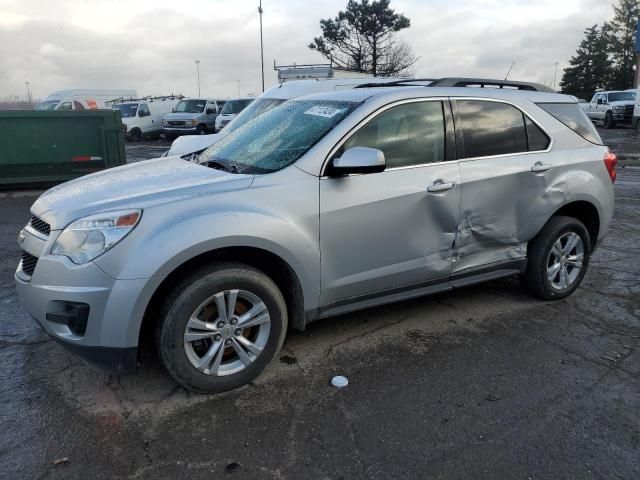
[34,89,137,111]
[111,96,183,141]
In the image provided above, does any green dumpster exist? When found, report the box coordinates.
[0,110,126,188]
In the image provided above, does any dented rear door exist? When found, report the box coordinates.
[451,98,555,274]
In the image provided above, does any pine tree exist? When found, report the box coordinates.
[309,0,417,77]
[609,0,640,89]
[560,25,612,99]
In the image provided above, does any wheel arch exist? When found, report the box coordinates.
[550,200,600,249]
[138,246,306,356]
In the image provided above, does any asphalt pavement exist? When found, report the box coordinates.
[0,129,639,479]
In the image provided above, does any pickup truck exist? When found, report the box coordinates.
[581,90,636,129]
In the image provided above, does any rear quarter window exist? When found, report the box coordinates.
[537,103,603,145]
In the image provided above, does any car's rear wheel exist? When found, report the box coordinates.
[521,216,591,300]
[604,111,616,129]
[157,263,287,393]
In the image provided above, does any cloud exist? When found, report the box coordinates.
[0,0,617,100]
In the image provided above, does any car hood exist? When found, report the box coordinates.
[167,132,227,156]
[164,112,203,121]
[31,157,253,230]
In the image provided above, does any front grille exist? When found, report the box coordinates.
[21,251,38,277]
[30,216,50,236]
[168,121,185,126]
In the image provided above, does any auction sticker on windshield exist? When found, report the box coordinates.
[304,105,345,118]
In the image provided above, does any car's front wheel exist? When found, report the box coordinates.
[521,216,591,300]
[157,263,288,393]
[604,111,616,129]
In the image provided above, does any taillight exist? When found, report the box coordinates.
[604,150,617,183]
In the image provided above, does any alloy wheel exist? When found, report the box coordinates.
[546,232,584,291]
[183,289,271,376]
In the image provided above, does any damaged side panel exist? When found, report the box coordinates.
[319,162,461,305]
[453,148,607,273]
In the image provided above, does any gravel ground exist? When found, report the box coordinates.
[0,128,638,479]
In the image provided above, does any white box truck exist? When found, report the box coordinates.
[34,89,137,111]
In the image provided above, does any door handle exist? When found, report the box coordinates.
[531,162,553,174]
[427,180,455,193]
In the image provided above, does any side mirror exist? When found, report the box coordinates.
[171,108,176,113]
[597,98,603,105]
[206,108,215,115]
[328,147,386,176]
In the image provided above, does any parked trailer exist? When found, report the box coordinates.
[0,110,126,188]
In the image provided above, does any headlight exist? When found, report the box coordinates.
[51,209,141,264]
[191,119,198,125]
[162,119,168,125]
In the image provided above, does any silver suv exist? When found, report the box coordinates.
[15,81,616,393]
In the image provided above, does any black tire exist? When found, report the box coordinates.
[604,111,616,129]
[157,262,288,393]
[521,215,591,300]
[197,125,207,135]
[129,128,141,142]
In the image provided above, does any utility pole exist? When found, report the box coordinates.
[553,61,559,91]
[25,81,31,103]
[195,60,201,97]
[258,0,265,92]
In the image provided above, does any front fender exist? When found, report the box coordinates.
[94,195,320,311]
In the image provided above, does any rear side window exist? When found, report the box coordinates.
[524,116,550,151]
[456,100,528,158]
[537,103,603,145]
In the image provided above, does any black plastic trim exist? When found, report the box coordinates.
[51,337,137,374]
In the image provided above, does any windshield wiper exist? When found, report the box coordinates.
[205,160,234,173]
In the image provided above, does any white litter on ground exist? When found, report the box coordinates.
[331,376,349,388]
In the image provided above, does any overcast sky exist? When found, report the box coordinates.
[0,0,615,101]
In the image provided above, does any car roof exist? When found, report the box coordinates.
[291,86,575,104]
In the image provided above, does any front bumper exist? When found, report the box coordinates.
[15,230,163,373]
[612,110,633,124]
[162,126,199,135]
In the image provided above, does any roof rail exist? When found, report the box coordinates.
[353,78,437,89]
[427,77,554,92]
[106,94,185,105]
[353,77,554,92]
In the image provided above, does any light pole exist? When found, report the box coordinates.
[25,81,31,103]
[195,60,201,97]
[553,61,559,91]
[258,0,264,92]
